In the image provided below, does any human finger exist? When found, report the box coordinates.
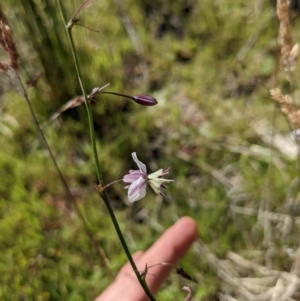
[134,216,198,294]
[95,217,197,301]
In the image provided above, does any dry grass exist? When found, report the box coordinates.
[0,5,18,72]
[276,0,293,70]
[194,2,300,300]
[196,240,300,301]
[270,88,300,127]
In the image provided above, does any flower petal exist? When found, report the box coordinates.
[148,168,172,179]
[148,168,174,195]
[147,169,164,179]
[123,170,146,183]
[148,180,161,194]
[132,152,147,174]
[127,176,147,202]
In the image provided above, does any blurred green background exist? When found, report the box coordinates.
[1,0,300,300]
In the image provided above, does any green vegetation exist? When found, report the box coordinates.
[1,0,300,300]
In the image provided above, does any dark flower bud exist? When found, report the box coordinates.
[132,94,158,106]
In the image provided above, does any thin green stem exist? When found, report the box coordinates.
[57,2,156,300]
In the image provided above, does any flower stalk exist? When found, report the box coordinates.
[99,91,158,106]
[57,2,157,300]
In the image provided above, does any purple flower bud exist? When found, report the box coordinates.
[132,94,158,106]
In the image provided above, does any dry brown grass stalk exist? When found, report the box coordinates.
[270,88,300,127]
[276,0,298,71]
[0,5,19,71]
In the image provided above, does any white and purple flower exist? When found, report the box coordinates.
[123,152,174,202]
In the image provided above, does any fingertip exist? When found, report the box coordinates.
[168,216,198,262]
[176,216,198,241]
